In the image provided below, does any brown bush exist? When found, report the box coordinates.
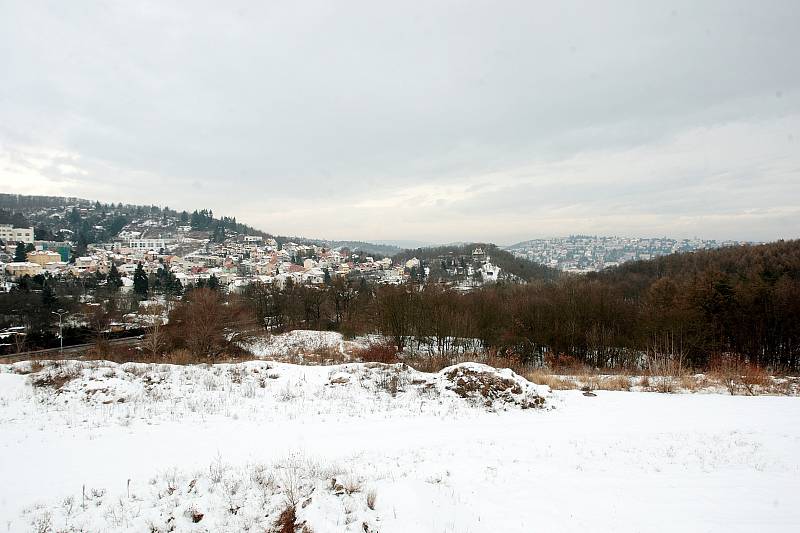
[709,356,771,395]
[353,343,399,364]
[274,502,296,533]
[740,363,770,394]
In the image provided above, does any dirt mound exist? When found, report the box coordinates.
[331,362,550,411]
[439,363,548,409]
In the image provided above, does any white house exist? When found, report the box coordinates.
[0,225,34,244]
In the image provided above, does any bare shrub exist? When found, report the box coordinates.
[353,342,399,364]
[30,510,52,533]
[366,489,377,510]
[342,477,361,495]
[709,356,771,395]
[740,363,770,395]
[166,288,257,360]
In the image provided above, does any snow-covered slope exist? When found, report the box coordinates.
[246,330,349,359]
[1,360,798,532]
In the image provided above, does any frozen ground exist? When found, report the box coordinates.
[245,330,353,360]
[1,359,799,532]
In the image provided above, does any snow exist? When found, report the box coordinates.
[1,359,799,532]
[246,330,349,359]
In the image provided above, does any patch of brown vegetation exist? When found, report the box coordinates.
[600,374,631,391]
[708,356,772,395]
[273,503,297,533]
[352,342,399,364]
[29,362,81,390]
[525,370,578,390]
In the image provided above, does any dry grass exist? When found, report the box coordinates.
[525,370,578,390]
[600,374,632,391]
[82,344,255,366]
[366,489,377,511]
[578,373,600,391]
[29,362,81,390]
[679,374,702,391]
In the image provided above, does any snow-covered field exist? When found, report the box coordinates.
[1,358,799,532]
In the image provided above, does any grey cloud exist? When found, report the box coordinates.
[1,0,799,241]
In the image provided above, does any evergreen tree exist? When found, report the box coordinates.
[212,224,225,243]
[74,233,88,258]
[41,283,58,308]
[167,274,184,297]
[207,274,221,291]
[107,263,123,290]
[133,263,149,297]
[323,268,332,285]
[13,242,26,262]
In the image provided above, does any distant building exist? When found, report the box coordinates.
[4,262,44,278]
[405,257,421,270]
[26,251,62,266]
[116,238,171,251]
[35,241,71,262]
[0,224,34,244]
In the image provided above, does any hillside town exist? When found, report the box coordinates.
[505,235,750,272]
[1,220,409,293]
[0,196,515,295]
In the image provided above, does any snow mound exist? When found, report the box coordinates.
[330,362,550,411]
[1,359,550,430]
[246,330,345,358]
[22,361,146,404]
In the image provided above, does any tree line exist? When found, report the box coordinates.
[237,241,800,371]
[3,240,798,371]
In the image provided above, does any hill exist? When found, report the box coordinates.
[393,243,561,282]
[0,194,394,255]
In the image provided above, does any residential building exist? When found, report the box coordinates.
[26,251,62,266]
[0,224,34,244]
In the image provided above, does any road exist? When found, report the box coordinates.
[0,336,141,363]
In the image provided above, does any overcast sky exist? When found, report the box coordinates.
[1,0,798,244]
